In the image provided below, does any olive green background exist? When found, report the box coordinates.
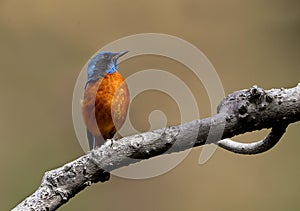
[1,0,299,210]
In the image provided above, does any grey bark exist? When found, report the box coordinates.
[13,84,300,211]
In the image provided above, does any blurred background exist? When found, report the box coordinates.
[1,0,299,210]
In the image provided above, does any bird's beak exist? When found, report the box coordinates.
[115,50,129,59]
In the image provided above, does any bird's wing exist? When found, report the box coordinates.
[86,128,95,150]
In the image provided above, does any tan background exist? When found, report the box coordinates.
[1,0,300,210]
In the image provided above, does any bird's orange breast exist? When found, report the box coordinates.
[81,72,129,140]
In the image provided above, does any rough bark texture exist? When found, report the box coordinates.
[13,84,300,211]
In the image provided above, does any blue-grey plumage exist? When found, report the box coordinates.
[86,51,128,86]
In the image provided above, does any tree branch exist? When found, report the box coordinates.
[13,84,300,211]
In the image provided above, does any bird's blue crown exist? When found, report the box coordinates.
[86,51,128,86]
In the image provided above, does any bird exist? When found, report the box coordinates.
[81,51,129,150]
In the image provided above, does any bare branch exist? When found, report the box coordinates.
[13,84,300,211]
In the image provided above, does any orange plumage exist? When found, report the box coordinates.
[82,71,129,147]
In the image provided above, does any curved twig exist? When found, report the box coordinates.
[217,123,288,154]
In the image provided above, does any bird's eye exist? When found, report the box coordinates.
[104,54,109,59]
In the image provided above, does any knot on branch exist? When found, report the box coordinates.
[217,85,275,127]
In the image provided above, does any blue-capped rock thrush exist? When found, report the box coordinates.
[81,51,129,150]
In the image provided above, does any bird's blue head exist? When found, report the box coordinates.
[87,51,128,84]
